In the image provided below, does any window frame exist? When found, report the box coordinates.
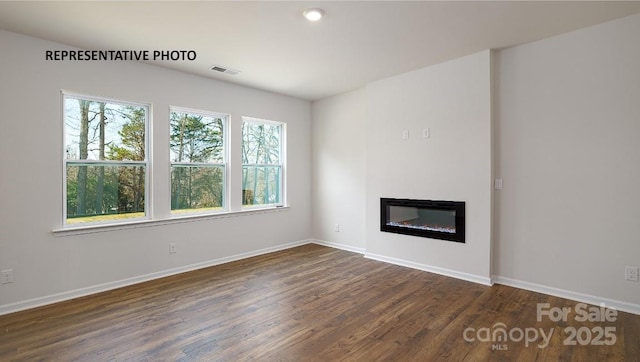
[169,106,229,216]
[56,93,290,234]
[61,91,151,227]
[241,116,286,209]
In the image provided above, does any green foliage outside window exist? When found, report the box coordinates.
[64,96,147,224]
[64,96,285,226]
[242,120,282,206]
[170,110,225,213]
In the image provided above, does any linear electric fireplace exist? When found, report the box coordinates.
[380,198,465,243]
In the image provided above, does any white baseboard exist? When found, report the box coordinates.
[493,276,640,316]
[364,251,493,286]
[0,239,313,316]
[310,239,366,254]
[5,240,637,317]
[309,239,492,286]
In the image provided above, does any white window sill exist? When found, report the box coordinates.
[52,205,290,236]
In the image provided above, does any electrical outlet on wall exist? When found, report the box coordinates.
[334,224,340,232]
[169,243,177,254]
[1,269,14,284]
[625,266,639,282]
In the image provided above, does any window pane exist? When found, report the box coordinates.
[66,164,146,224]
[64,98,146,161]
[242,165,281,206]
[63,94,148,226]
[171,165,224,213]
[242,122,281,164]
[170,111,224,163]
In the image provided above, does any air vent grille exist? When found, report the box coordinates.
[211,65,240,75]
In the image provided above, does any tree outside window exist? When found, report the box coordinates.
[64,94,148,224]
[170,108,226,214]
[242,118,283,207]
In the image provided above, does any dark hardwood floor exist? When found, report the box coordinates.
[1,244,638,361]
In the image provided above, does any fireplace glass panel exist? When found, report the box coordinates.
[388,206,456,234]
[380,198,465,243]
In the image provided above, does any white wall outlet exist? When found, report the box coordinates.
[495,178,503,190]
[423,128,430,138]
[334,224,340,232]
[625,266,638,282]
[1,270,14,284]
[402,130,409,140]
[169,243,177,254]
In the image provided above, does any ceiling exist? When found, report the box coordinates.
[1,1,640,101]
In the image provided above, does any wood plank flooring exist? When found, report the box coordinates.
[1,244,638,361]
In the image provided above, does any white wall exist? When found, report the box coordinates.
[311,15,640,311]
[364,51,492,283]
[311,89,367,251]
[0,30,312,312]
[312,52,492,283]
[494,14,640,306]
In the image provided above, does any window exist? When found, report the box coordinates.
[242,117,284,207]
[170,107,227,214]
[63,93,149,224]
[61,94,285,230]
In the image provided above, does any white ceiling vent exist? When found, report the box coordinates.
[210,65,241,75]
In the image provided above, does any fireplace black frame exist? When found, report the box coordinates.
[380,198,465,243]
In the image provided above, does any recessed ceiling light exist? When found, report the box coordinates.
[303,8,324,22]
